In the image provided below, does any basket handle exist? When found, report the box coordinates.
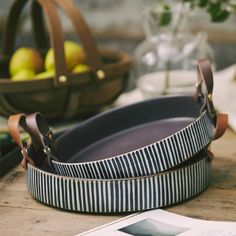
[2,0,103,86]
[31,0,103,72]
[31,0,49,55]
[2,0,67,86]
[53,0,102,70]
[2,0,26,57]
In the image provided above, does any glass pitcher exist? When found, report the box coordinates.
[134,2,215,98]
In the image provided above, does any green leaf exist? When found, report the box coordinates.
[211,9,230,22]
[207,2,221,15]
[159,4,172,26]
[207,1,230,22]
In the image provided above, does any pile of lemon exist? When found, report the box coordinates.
[10,41,89,81]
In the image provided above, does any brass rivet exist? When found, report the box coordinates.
[208,94,212,101]
[59,75,67,83]
[96,69,105,80]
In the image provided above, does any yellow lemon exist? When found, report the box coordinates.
[11,69,35,81]
[9,48,43,76]
[72,64,89,74]
[35,70,54,79]
[45,41,85,71]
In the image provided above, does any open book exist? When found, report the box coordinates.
[78,209,236,236]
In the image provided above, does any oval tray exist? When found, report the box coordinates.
[50,95,214,179]
[26,149,211,213]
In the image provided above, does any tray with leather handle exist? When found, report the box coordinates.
[7,60,228,213]
[8,59,228,179]
[0,0,131,120]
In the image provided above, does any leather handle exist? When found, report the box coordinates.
[213,113,228,140]
[32,0,67,86]
[31,0,49,55]
[196,59,228,139]
[32,0,103,80]
[197,59,214,96]
[8,114,34,169]
[8,112,56,169]
[2,0,67,86]
[2,0,26,57]
[25,112,54,152]
[53,0,102,70]
[25,112,57,164]
[196,59,215,115]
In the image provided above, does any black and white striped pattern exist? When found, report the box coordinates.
[52,111,214,179]
[26,154,211,213]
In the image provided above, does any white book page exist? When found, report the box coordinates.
[78,209,236,236]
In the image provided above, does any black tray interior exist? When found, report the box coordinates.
[70,117,194,162]
[57,96,201,163]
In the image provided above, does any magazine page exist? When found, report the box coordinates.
[78,209,236,236]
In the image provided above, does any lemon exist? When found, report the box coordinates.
[72,64,89,73]
[35,70,54,79]
[9,48,43,76]
[11,69,35,81]
[45,41,85,71]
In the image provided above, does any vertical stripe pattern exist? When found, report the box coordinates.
[52,111,214,179]
[26,154,211,213]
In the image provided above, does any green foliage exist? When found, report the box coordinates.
[207,2,230,22]
[159,4,172,26]
[161,0,235,24]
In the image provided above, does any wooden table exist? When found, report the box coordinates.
[0,128,236,236]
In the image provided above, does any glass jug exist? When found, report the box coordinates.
[134,2,215,98]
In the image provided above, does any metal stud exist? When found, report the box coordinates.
[208,93,212,101]
[96,69,105,80]
[21,148,28,157]
[58,75,67,83]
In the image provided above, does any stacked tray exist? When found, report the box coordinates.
[8,59,228,213]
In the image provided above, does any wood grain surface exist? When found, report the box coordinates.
[0,128,236,236]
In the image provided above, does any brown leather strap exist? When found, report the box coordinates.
[7,114,34,169]
[31,0,49,55]
[33,0,104,81]
[25,112,57,164]
[8,112,57,169]
[2,0,131,90]
[53,0,102,70]
[195,59,228,140]
[197,59,214,96]
[2,0,27,56]
[37,0,67,86]
[196,59,215,115]
[25,113,54,148]
[213,113,228,140]
[2,0,67,86]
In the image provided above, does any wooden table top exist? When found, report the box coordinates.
[0,128,236,236]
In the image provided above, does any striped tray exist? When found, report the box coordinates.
[8,59,227,213]
[26,149,211,213]
[50,95,215,179]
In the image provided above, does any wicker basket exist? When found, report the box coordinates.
[0,0,132,120]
